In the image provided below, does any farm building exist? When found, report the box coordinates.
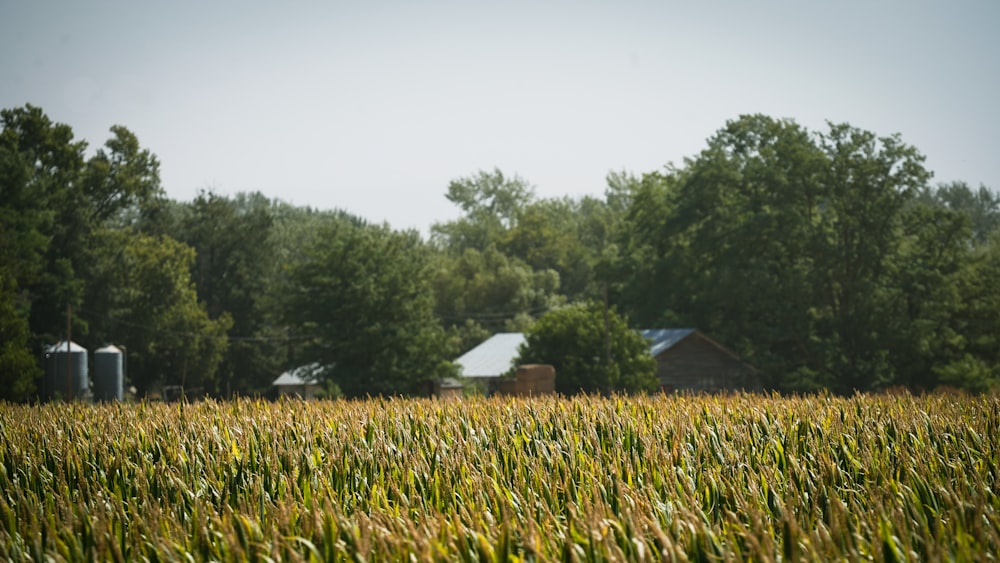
[641,329,758,392]
[454,329,756,394]
[430,377,465,399]
[272,363,324,399]
[453,332,525,394]
[493,364,556,397]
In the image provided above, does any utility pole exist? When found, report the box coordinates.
[603,283,611,365]
[66,304,72,400]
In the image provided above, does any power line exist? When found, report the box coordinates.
[76,306,310,343]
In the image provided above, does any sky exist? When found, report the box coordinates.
[2,1,998,234]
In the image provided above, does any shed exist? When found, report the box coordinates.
[641,329,758,392]
[431,377,464,399]
[494,364,556,397]
[272,363,324,399]
[454,332,525,380]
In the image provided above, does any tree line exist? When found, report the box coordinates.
[2,105,998,400]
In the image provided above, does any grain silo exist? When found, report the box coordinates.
[44,340,89,401]
[93,345,124,401]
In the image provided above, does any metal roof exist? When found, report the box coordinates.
[455,333,525,378]
[95,345,122,354]
[454,329,698,378]
[45,340,87,353]
[641,329,696,357]
[272,363,323,386]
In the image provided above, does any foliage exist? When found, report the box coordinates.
[85,230,232,395]
[431,245,562,352]
[1,394,998,560]
[918,181,1000,245]
[432,168,535,251]
[0,271,37,399]
[0,105,173,397]
[169,191,285,396]
[81,125,164,228]
[0,104,88,349]
[613,115,992,393]
[432,168,632,342]
[505,195,620,301]
[517,302,658,394]
[283,219,455,397]
[3,104,999,399]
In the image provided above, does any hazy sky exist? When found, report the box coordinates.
[3,1,998,233]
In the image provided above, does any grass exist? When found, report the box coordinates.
[0,392,997,561]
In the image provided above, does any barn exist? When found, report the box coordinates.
[454,329,757,394]
[642,329,758,392]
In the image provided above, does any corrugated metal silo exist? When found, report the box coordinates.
[93,345,124,401]
[44,340,89,401]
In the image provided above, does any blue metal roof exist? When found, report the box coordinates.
[640,329,696,357]
[455,333,526,378]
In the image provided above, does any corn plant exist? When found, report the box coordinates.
[0,392,997,561]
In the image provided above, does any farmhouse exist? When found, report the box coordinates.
[454,329,756,393]
[272,363,324,399]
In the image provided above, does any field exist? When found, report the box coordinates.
[1,393,997,561]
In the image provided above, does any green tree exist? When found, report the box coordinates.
[86,230,231,396]
[503,196,619,302]
[617,116,828,390]
[918,181,1000,245]
[881,201,973,390]
[431,245,562,352]
[516,302,657,395]
[812,123,932,391]
[0,105,87,350]
[431,168,535,252]
[1,105,165,384]
[283,219,455,397]
[0,269,37,400]
[81,125,164,228]
[616,115,938,393]
[170,191,284,396]
[933,232,1000,392]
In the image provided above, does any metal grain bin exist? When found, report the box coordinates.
[93,345,124,401]
[44,340,89,401]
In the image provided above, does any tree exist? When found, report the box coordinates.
[169,191,284,396]
[809,123,932,391]
[81,125,164,228]
[1,105,166,391]
[878,201,972,390]
[0,269,37,400]
[516,302,657,395]
[918,181,1000,245]
[283,219,455,397]
[431,245,562,352]
[617,116,829,390]
[431,168,535,252]
[85,230,231,396]
[0,105,87,350]
[933,232,1000,392]
[503,196,616,302]
[615,115,940,393]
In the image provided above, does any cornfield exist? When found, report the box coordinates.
[0,393,997,561]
